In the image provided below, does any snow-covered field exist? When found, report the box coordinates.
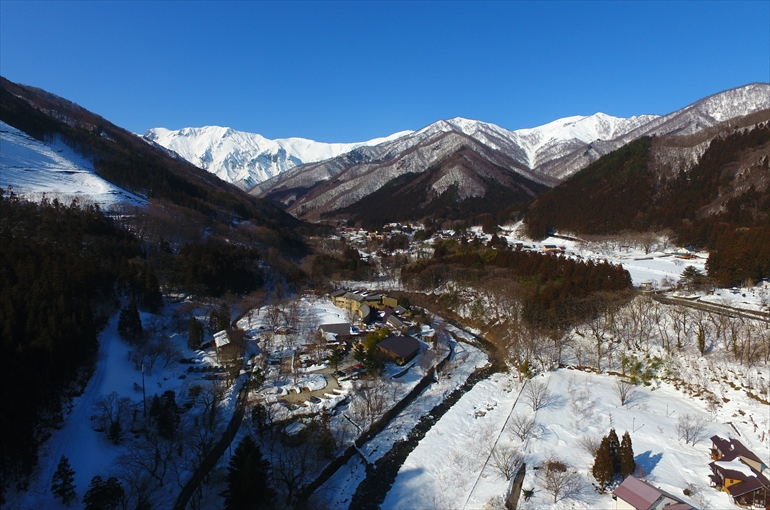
[383,364,766,510]
[0,120,145,208]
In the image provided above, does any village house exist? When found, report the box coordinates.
[213,328,246,364]
[709,435,770,508]
[319,322,354,343]
[377,335,421,365]
[612,476,693,510]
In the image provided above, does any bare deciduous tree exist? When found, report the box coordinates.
[537,458,583,503]
[93,391,137,435]
[523,379,553,412]
[489,446,523,481]
[577,435,601,457]
[677,413,708,446]
[614,379,638,407]
[349,381,389,428]
[508,413,536,442]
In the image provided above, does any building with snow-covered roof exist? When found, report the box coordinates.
[319,322,353,339]
[612,476,693,510]
[213,329,245,364]
[708,436,770,508]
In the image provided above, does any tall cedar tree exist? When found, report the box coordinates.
[83,476,125,510]
[607,428,621,475]
[591,436,615,488]
[223,435,275,510]
[117,300,144,344]
[619,431,636,478]
[157,390,180,439]
[188,317,204,350]
[51,455,76,505]
[142,264,163,313]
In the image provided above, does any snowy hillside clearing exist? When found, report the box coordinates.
[0,120,145,208]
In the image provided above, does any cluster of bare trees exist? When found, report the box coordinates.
[90,381,227,509]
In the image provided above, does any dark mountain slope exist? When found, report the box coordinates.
[327,145,548,228]
[525,114,770,285]
[0,77,308,255]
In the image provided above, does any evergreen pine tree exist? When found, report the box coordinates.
[223,435,275,510]
[607,428,621,475]
[83,476,125,510]
[51,455,76,505]
[218,302,232,331]
[117,299,143,343]
[142,265,163,313]
[157,390,179,439]
[619,431,636,478]
[317,409,336,458]
[108,420,122,444]
[149,394,162,419]
[591,437,615,488]
[188,317,203,350]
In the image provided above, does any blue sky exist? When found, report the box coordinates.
[1,1,768,142]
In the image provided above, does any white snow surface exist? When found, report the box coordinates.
[383,366,759,510]
[144,125,411,189]
[0,120,146,208]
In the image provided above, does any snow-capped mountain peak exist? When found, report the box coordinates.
[143,126,412,190]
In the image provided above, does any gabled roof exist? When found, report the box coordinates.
[377,335,420,359]
[330,289,347,298]
[612,476,693,510]
[710,460,770,497]
[319,323,352,337]
[343,292,364,302]
[710,435,764,465]
[213,330,230,348]
[613,476,663,509]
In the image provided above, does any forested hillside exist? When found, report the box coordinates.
[402,239,632,329]
[525,121,770,286]
[0,194,154,486]
[0,77,310,258]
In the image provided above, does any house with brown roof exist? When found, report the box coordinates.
[612,476,693,510]
[377,335,420,365]
[709,436,770,508]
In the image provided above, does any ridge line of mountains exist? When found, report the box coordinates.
[143,83,770,224]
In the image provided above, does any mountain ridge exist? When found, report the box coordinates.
[144,125,412,190]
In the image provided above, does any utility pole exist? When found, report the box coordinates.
[142,363,147,417]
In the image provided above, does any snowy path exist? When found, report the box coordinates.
[16,314,126,509]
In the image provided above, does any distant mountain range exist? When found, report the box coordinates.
[145,83,770,224]
[144,126,411,190]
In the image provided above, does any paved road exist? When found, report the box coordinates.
[652,293,770,323]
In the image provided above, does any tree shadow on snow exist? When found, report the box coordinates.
[634,450,663,477]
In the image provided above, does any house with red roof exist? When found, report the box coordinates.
[612,476,693,510]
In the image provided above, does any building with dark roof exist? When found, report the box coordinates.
[319,323,352,339]
[377,335,420,365]
[709,436,770,508]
